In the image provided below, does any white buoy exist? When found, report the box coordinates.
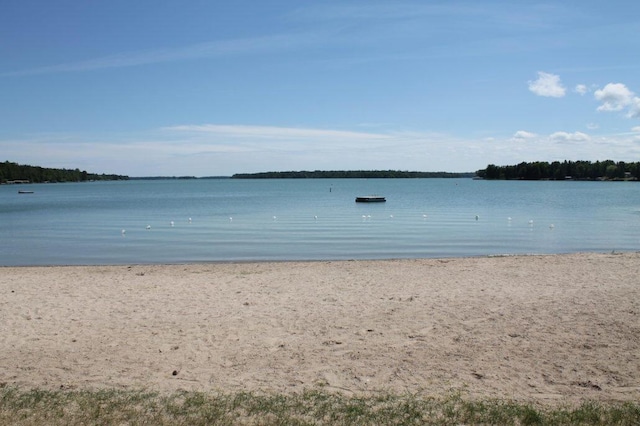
[229,217,233,221]
[146,225,151,230]
[549,224,555,229]
[121,229,126,235]
[188,217,192,223]
[389,214,393,218]
[507,217,512,221]
[314,215,318,220]
[170,221,174,227]
[528,220,534,225]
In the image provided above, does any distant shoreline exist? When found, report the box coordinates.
[131,171,476,179]
[231,170,475,179]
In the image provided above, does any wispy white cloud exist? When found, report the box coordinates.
[511,130,537,140]
[2,33,320,77]
[3,3,574,78]
[549,131,591,143]
[289,3,562,31]
[3,123,639,177]
[0,3,496,78]
[491,128,640,163]
[0,125,488,175]
[574,84,588,95]
[528,71,566,97]
[163,124,391,142]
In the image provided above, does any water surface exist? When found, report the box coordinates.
[1,178,639,265]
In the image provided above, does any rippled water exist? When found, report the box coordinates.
[1,178,639,265]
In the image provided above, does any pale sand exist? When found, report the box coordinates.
[1,252,639,405]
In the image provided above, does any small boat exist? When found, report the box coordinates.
[18,190,34,194]
[355,195,386,203]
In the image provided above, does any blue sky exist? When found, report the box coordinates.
[2,1,639,176]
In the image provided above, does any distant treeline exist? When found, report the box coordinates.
[0,161,129,184]
[232,170,475,179]
[476,160,640,181]
[129,176,230,180]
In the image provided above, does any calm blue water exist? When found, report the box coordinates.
[1,178,639,265]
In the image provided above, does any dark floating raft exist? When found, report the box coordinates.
[355,196,386,203]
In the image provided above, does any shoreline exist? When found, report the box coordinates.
[2,252,639,406]
[2,249,636,269]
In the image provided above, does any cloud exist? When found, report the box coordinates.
[2,33,321,76]
[162,124,390,142]
[0,125,491,176]
[627,97,640,119]
[5,123,640,178]
[2,4,585,78]
[574,84,588,95]
[528,71,566,98]
[511,130,537,141]
[594,83,634,112]
[593,83,640,119]
[549,131,591,143]
[586,123,599,130]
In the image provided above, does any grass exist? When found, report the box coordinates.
[1,387,639,425]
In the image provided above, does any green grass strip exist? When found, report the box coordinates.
[1,387,639,425]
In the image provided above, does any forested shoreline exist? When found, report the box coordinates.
[232,170,474,179]
[5,160,639,183]
[476,160,639,181]
[0,161,128,184]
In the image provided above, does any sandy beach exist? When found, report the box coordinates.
[1,252,639,405]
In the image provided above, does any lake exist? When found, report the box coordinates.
[1,178,639,265]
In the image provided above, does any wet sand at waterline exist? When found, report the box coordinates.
[1,252,639,405]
